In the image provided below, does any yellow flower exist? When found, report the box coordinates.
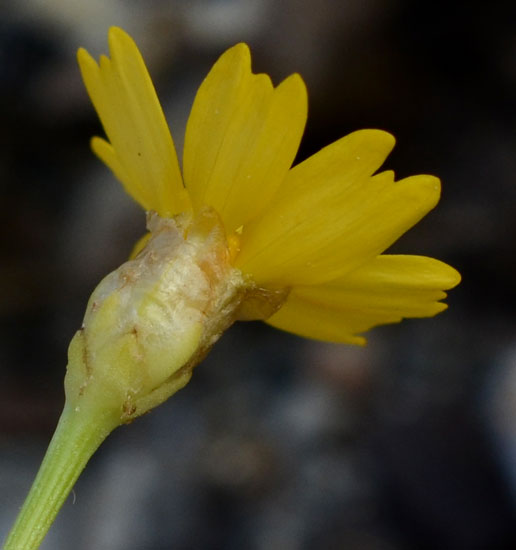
[77,27,460,346]
[4,28,462,550]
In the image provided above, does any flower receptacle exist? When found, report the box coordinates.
[64,210,247,425]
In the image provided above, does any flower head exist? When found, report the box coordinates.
[3,29,462,549]
[77,27,460,356]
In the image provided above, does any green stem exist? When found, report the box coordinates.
[4,402,119,550]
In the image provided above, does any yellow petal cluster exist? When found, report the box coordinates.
[78,27,460,345]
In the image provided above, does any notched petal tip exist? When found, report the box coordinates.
[354,336,367,347]
[448,267,462,288]
[98,54,111,70]
[352,128,396,156]
[280,72,307,90]
[90,134,108,150]
[208,42,251,80]
[90,136,118,170]
[428,258,461,290]
[77,47,99,81]
[108,25,129,39]
[276,72,308,117]
[224,42,251,62]
[107,26,145,72]
[107,26,135,51]
[433,301,449,314]
[395,173,442,215]
[416,173,441,191]
[77,46,92,66]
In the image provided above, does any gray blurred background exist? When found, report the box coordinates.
[1,1,516,549]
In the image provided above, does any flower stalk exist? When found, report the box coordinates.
[4,402,119,550]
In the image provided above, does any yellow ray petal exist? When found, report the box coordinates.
[267,254,461,344]
[90,136,145,207]
[77,27,190,216]
[183,44,307,233]
[236,130,441,286]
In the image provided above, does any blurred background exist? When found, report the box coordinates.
[1,1,516,548]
